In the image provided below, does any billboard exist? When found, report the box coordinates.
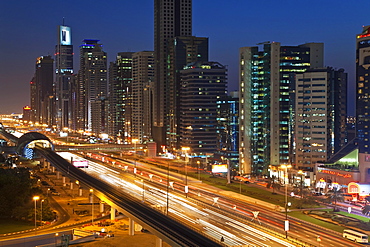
[72,160,89,168]
[212,164,228,173]
[59,25,71,45]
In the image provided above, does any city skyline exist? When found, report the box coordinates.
[2,0,370,114]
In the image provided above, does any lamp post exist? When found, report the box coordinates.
[40,199,44,225]
[197,161,200,181]
[33,196,40,229]
[181,147,190,198]
[298,170,304,198]
[89,189,94,225]
[132,139,139,177]
[55,233,59,246]
[280,164,291,239]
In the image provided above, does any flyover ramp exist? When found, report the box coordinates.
[35,146,223,247]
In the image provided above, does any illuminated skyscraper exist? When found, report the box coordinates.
[179,61,227,155]
[295,67,347,169]
[33,55,54,126]
[239,42,323,175]
[153,0,192,147]
[78,39,107,131]
[108,52,134,143]
[55,25,74,130]
[356,26,370,155]
[167,36,208,150]
[132,51,154,143]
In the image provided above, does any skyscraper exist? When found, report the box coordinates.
[179,61,227,155]
[239,42,324,175]
[295,67,347,169]
[108,52,134,143]
[33,55,54,126]
[167,36,209,150]
[356,25,370,155]
[55,25,74,130]
[78,39,107,131]
[153,0,192,147]
[132,51,154,143]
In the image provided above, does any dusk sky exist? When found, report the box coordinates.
[1,0,369,114]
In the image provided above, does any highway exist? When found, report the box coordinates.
[79,151,363,247]
[35,147,223,247]
[57,152,305,246]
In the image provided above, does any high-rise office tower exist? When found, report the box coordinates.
[33,55,54,126]
[356,25,370,155]
[55,25,74,130]
[153,0,192,147]
[167,36,209,150]
[78,39,107,131]
[29,77,37,123]
[295,67,347,169]
[239,42,323,175]
[217,91,239,165]
[132,51,154,143]
[108,52,134,143]
[179,61,227,155]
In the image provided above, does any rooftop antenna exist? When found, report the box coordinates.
[62,17,65,26]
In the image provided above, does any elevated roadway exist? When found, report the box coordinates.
[35,146,223,247]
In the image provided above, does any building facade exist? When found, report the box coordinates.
[55,25,74,130]
[167,36,209,150]
[179,61,227,156]
[108,52,134,143]
[153,0,192,147]
[239,42,324,175]
[132,51,154,144]
[295,67,347,169]
[33,55,54,126]
[78,39,107,132]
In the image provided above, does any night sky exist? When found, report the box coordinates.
[1,0,369,114]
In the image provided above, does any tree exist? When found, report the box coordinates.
[326,188,344,212]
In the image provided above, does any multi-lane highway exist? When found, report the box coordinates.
[74,151,363,247]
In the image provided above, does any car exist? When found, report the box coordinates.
[51,191,60,196]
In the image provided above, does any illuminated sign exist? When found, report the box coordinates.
[317,168,352,178]
[212,164,228,173]
[59,25,71,45]
[23,106,31,110]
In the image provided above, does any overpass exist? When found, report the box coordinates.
[35,146,222,247]
[0,129,222,246]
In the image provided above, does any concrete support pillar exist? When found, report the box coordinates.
[156,237,163,247]
[47,162,50,170]
[79,188,83,197]
[100,202,104,213]
[56,171,60,179]
[52,166,55,173]
[110,208,116,221]
[62,176,66,186]
[128,218,134,236]
[70,181,73,190]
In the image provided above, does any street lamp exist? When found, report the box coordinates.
[298,170,304,198]
[181,147,190,198]
[40,199,44,225]
[33,196,40,229]
[280,164,291,239]
[132,139,139,177]
[197,160,200,181]
[89,189,94,225]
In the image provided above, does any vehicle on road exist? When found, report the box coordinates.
[343,229,368,243]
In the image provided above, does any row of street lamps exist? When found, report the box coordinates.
[32,196,44,229]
